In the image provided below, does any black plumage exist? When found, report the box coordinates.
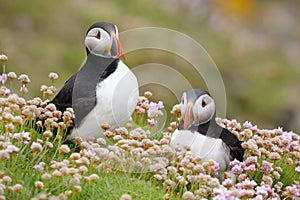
[51,53,119,127]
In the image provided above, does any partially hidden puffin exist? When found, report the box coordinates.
[170,89,244,181]
[51,22,139,141]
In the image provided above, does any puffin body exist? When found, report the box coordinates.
[51,22,139,140]
[170,130,231,173]
[170,89,244,181]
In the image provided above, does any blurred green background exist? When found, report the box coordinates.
[1,0,299,132]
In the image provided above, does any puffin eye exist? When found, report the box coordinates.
[95,31,101,39]
[201,100,207,108]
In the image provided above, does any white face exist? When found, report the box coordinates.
[192,94,215,125]
[85,27,114,57]
[180,92,215,128]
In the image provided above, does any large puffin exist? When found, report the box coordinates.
[170,89,244,181]
[51,22,139,141]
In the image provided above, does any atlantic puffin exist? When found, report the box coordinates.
[51,22,139,140]
[170,89,244,181]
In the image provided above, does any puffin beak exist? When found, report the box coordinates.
[111,32,125,60]
[183,102,194,129]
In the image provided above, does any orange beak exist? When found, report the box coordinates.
[183,103,193,129]
[112,33,125,60]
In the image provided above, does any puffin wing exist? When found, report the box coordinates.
[51,54,118,127]
[51,73,77,111]
[220,128,244,161]
[70,54,118,126]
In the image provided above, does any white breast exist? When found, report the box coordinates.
[170,129,231,179]
[70,61,139,140]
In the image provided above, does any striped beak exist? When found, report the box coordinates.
[111,32,125,60]
[183,103,194,129]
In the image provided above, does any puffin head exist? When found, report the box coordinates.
[179,89,216,130]
[84,22,125,59]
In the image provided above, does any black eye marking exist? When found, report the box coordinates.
[95,31,101,39]
[202,100,207,107]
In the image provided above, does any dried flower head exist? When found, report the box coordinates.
[30,142,43,153]
[120,194,132,200]
[59,145,70,154]
[48,72,59,80]
[7,72,17,80]
[18,74,30,85]
[34,181,44,189]
[182,191,195,200]
[0,54,8,62]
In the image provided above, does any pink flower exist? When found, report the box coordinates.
[147,118,155,127]
[0,73,7,84]
[295,166,300,173]
[243,121,253,129]
[231,165,243,175]
[229,159,242,167]
[82,149,96,158]
[145,130,151,137]
[5,145,20,153]
[245,164,256,172]
[261,161,273,174]
[0,54,8,62]
[255,184,275,198]
[245,156,258,165]
[213,188,235,200]
[30,142,43,152]
[210,161,220,176]
[4,88,10,95]
[33,164,44,172]
[236,178,256,189]
[157,101,164,109]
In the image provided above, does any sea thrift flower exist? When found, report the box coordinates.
[52,170,62,178]
[231,164,243,175]
[147,101,164,118]
[144,91,152,98]
[34,181,44,189]
[0,74,7,84]
[7,72,17,80]
[268,152,281,161]
[59,145,70,154]
[18,74,30,85]
[43,130,53,138]
[79,166,88,174]
[5,144,19,154]
[30,142,43,152]
[0,54,8,62]
[295,166,300,173]
[147,118,155,126]
[12,184,23,192]
[41,173,52,181]
[245,156,258,165]
[74,185,82,193]
[2,176,12,185]
[222,178,233,188]
[33,164,44,172]
[48,72,59,80]
[245,164,256,172]
[70,153,81,160]
[0,150,9,160]
[120,194,132,200]
[45,141,54,149]
[89,174,99,182]
[261,160,273,174]
[213,187,234,200]
[182,191,195,200]
[70,177,80,186]
[236,178,256,189]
